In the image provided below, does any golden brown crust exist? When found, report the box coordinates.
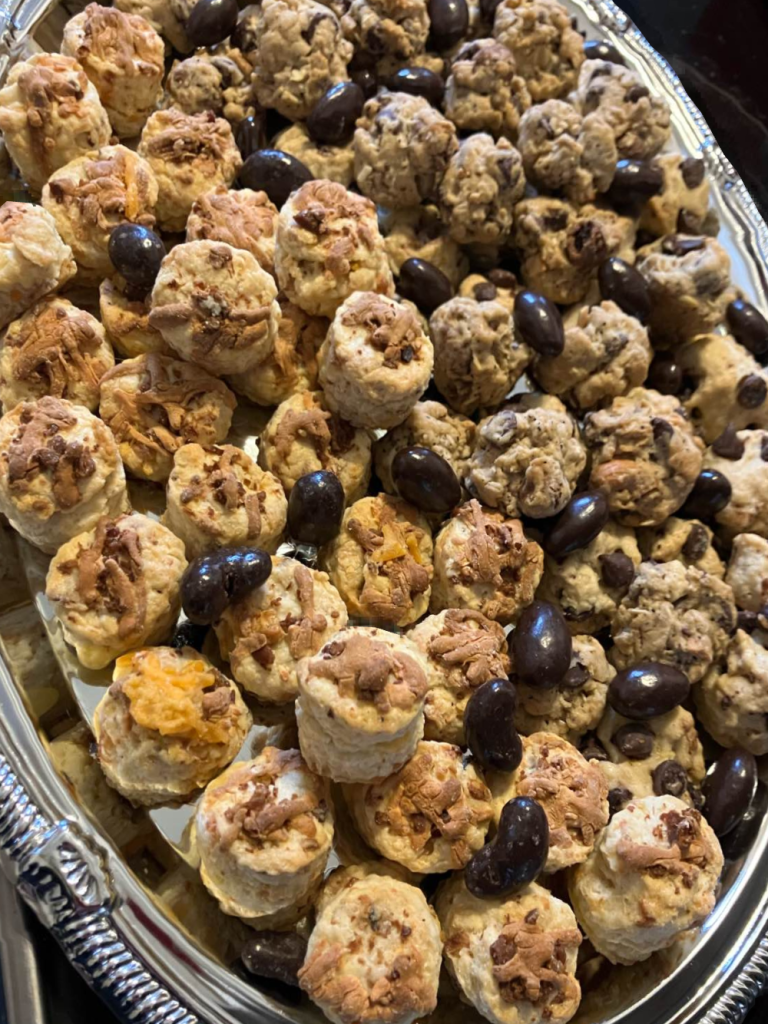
[337,292,427,369]
[489,915,582,1009]
[426,609,510,692]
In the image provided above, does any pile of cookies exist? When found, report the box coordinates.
[1,0,767,1021]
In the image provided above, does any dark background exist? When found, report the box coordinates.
[2,0,768,1022]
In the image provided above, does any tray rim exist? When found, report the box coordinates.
[1,0,768,1021]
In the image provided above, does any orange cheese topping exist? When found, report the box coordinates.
[374,522,424,565]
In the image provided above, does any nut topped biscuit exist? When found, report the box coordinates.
[186,186,278,274]
[273,123,356,188]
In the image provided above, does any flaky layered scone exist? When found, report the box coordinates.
[94,646,251,805]
[430,500,544,624]
[299,871,441,1024]
[0,202,76,331]
[99,353,236,482]
[164,443,287,557]
[344,740,493,873]
[0,297,114,412]
[186,186,278,274]
[322,494,433,627]
[569,796,723,965]
[296,626,429,782]
[259,390,372,501]
[436,875,582,1024]
[41,145,158,279]
[489,733,609,872]
[0,396,128,553]
[275,180,394,319]
[215,556,348,703]
[148,240,279,375]
[196,747,334,925]
[99,279,169,358]
[45,512,187,669]
[407,609,511,744]
[0,53,111,193]
[695,629,768,755]
[137,109,242,232]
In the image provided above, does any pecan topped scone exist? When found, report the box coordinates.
[344,741,493,873]
[584,388,704,526]
[695,629,768,755]
[93,646,251,806]
[0,202,76,332]
[61,3,164,138]
[300,872,441,1024]
[436,875,582,1024]
[45,512,187,669]
[99,279,169,359]
[296,625,429,782]
[0,397,128,553]
[148,240,280,376]
[431,500,544,624]
[569,795,723,965]
[214,555,348,703]
[444,39,532,140]
[493,0,584,101]
[186,187,278,274]
[0,296,114,412]
[137,109,242,233]
[99,353,237,482]
[196,748,334,925]
[0,53,111,193]
[318,292,433,430]
[41,145,158,279]
[488,732,610,872]
[276,181,394,320]
[322,494,433,627]
[259,390,371,501]
[407,609,511,744]
[340,0,429,71]
[164,443,287,557]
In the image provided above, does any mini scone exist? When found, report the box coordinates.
[430,296,530,416]
[430,500,544,624]
[726,533,768,614]
[537,519,642,634]
[344,740,493,873]
[635,235,737,345]
[99,353,237,482]
[0,296,114,412]
[354,92,459,208]
[0,53,111,193]
[275,180,394,319]
[610,560,736,683]
[695,629,768,755]
[296,625,429,783]
[61,3,164,137]
[493,0,584,100]
[584,387,704,527]
[318,292,433,430]
[99,279,169,358]
[532,301,651,411]
[259,390,372,501]
[214,556,347,703]
[639,153,711,238]
[637,517,724,578]
[373,400,475,498]
[0,396,128,553]
[0,202,76,332]
[186,187,278,274]
[93,646,251,805]
[137,109,242,233]
[704,429,768,540]
[568,795,723,965]
[444,38,532,140]
[272,124,355,188]
[322,494,433,627]
[164,443,287,558]
[466,394,587,520]
[436,875,582,1024]
[227,299,327,407]
[517,99,617,204]
[41,145,158,279]
[299,871,441,1024]
[515,635,615,743]
[573,59,671,159]
[340,0,429,70]
[488,732,609,872]
[381,204,468,289]
[45,512,187,669]
[196,748,334,924]
[407,609,511,744]
[148,240,280,376]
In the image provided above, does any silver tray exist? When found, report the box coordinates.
[1,1,768,1022]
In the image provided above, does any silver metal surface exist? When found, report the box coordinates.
[1,0,768,1022]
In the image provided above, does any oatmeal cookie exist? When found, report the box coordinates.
[114,0,191,53]
[493,0,584,102]
[164,49,254,124]
[272,123,355,187]
[381,204,468,289]
[457,268,519,312]
[341,0,430,70]
[186,187,278,275]
[444,38,532,139]
[439,134,525,246]
[695,629,768,756]
[639,153,711,238]
[703,429,768,540]
[726,533,768,614]
[637,517,724,579]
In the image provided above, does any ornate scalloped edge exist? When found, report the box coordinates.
[700,937,768,1024]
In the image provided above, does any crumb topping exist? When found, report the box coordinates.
[339,293,424,369]
[70,515,145,638]
[46,147,156,230]
[5,301,105,397]
[426,609,509,692]
[273,392,356,462]
[314,632,428,713]
[178,445,264,535]
[490,917,582,1008]
[616,807,712,876]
